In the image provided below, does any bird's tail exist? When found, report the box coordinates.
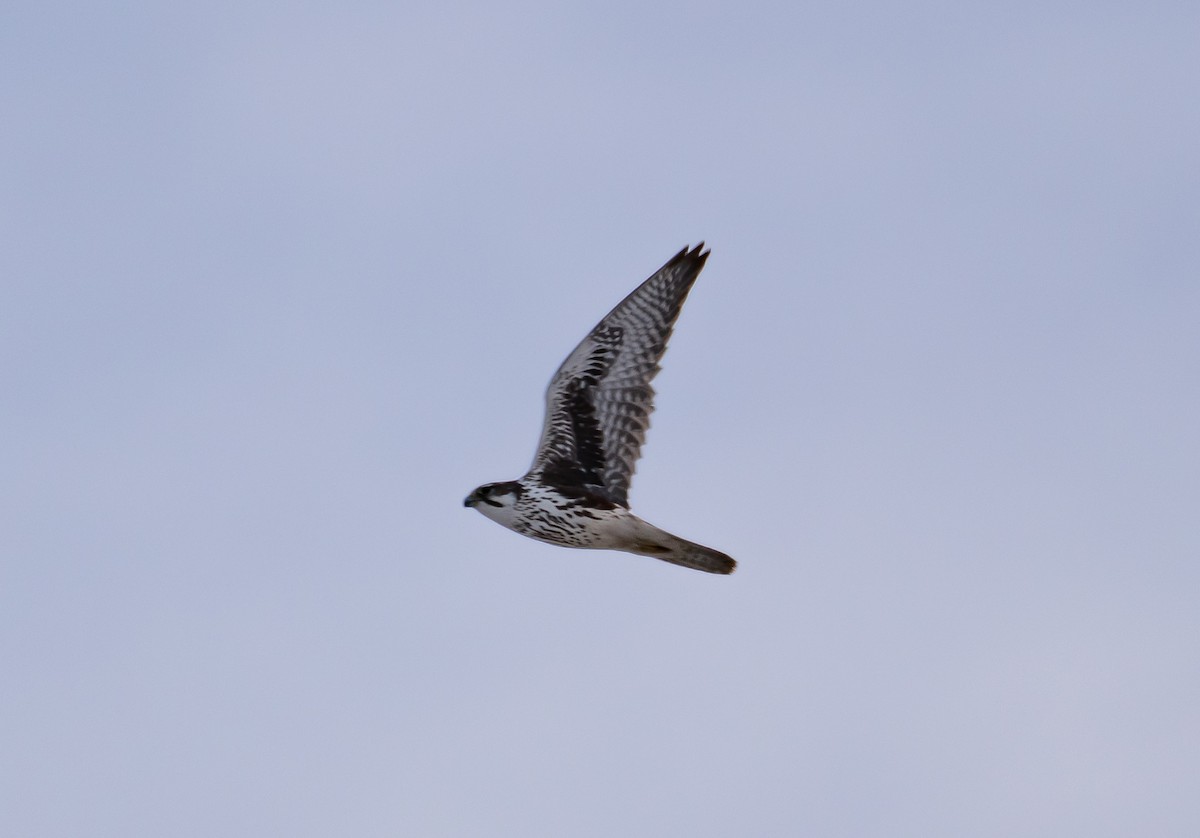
[629,526,736,575]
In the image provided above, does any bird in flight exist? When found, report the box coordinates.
[464,244,735,574]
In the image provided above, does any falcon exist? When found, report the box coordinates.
[464,244,735,574]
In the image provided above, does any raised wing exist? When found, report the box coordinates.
[531,244,709,507]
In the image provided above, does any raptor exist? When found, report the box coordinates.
[464,244,735,574]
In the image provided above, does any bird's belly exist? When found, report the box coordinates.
[511,500,630,549]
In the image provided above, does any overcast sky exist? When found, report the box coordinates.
[3,2,1199,836]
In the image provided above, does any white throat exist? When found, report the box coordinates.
[473,497,520,530]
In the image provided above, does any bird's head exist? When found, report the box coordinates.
[464,481,523,523]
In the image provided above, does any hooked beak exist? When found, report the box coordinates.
[463,492,477,508]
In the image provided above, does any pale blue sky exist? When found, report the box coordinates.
[3,2,1199,836]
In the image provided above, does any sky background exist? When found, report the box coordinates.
[3,1,1199,836]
